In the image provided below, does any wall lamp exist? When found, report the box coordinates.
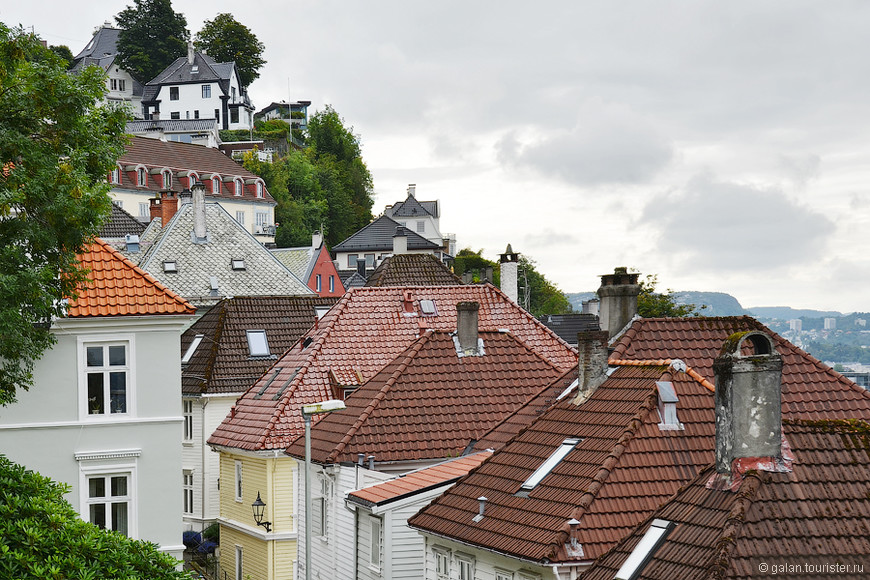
[251,492,272,532]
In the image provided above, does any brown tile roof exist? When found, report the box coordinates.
[347,451,493,509]
[410,317,870,565]
[182,296,339,395]
[364,254,462,287]
[115,136,274,204]
[207,284,577,451]
[67,238,195,317]
[582,419,870,580]
[285,330,566,464]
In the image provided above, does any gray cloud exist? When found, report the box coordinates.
[638,174,835,271]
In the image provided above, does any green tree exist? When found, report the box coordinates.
[194,13,265,89]
[453,248,499,284]
[636,273,704,318]
[115,0,189,83]
[306,105,374,244]
[48,44,73,67]
[0,454,187,579]
[0,24,128,405]
[518,256,573,316]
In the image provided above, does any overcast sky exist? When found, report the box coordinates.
[5,1,870,312]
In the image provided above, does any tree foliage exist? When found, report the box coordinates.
[0,24,128,405]
[518,256,573,316]
[115,0,189,83]
[48,45,73,67]
[636,273,704,318]
[194,13,265,89]
[0,454,187,579]
[244,105,374,248]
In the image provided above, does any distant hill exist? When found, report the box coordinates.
[673,291,749,316]
[746,306,843,320]
[565,292,597,312]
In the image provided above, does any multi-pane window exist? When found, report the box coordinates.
[234,461,243,501]
[194,110,199,119]
[212,176,221,194]
[202,84,211,98]
[234,178,243,196]
[87,474,129,536]
[329,276,335,293]
[434,549,450,579]
[111,167,121,184]
[496,571,513,580]
[458,556,474,580]
[235,211,245,226]
[313,477,329,537]
[256,182,264,197]
[417,220,425,233]
[183,471,194,515]
[137,167,146,186]
[255,212,268,226]
[85,343,129,415]
[369,516,382,567]
[170,112,180,120]
[169,87,179,100]
[139,202,148,218]
[162,170,172,189]
[183,400,193,441]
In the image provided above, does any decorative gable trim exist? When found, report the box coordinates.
[75,448,142,462]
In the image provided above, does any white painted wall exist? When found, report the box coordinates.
[152,79,253,131]
[421,534,552,580]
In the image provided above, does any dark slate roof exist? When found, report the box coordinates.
[332,216,440,252]
[126,119,219,133]
[143,52,237,101]
[285,330,566,464]
[583,419,870,580]
[365,253,461,287]
[182,295,338,395]
[339,271,368,288]
[99,203,146,239]
[73,25,120,62]
[537,313,600,346]
[387,194,437,218]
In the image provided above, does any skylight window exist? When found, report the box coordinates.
[182,335,204,364]
[231,259,246,271]
[419,299,437,316]
[246,330,270,357]
[519,437,581,493]
[614,519,676,580]
[163,260,178,273]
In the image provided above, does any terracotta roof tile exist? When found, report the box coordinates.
[67,238,194,317]
[285,330,565,463]
[208,284,577,451]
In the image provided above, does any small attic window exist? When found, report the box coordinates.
[163,260,178,273]
[518,437,581,494]
[182,334,204,364]
[419,299,437,316]
[314,306,330,319]
[191,65,199,73]
[614,519,676,580]
[231,259,246,271]
[246,330,270,357]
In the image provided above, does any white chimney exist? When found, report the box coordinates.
[393,227,408,254]
[312,230,323,249]
[407,183,416,198]
[191,180,207,242]
[499,244,519,303]
[187,40,195,65]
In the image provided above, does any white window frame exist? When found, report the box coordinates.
[234,460,243,502]
[235,211,245,226]
[138,202,149,218]
[212,176,221,194]
[496,570,513,580]
[78,457,138,539]
[202,84,211,99]
[347,254,358,268]
[255,212,268,226]
[234,178,243,196]
[111,167,121,184]
[329,275,335,293]
[315,274,322,293]
[434,547,450,580]
[246,330,270,357]
[369,515,382,569]
[256,181,264,198]
[162,170,172,189]
[457,555,474,580]
[183,400,194,441]
[183,470,194,515]
[137,166,147,186]
[313,476,329,538]
[235,545,243,580]
[78,335,136,420]
[519,437,580,492]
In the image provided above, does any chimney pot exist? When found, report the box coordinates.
[456,302,480,355]
[714,331,783,474]
[499,244,519,303]
[367,455,375,470]
[392,227,408,255]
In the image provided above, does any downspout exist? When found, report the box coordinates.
[200,397,208,528]
[272,449,280,580]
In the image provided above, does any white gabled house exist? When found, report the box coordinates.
[0,239,195,562]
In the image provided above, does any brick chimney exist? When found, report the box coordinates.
[393,226,408,254]
[713,331,782,474]
[456,302,480,356]
[499,244,519,303]
[573,330,610,405]
[598,267,640,339]
[149,191,179,227]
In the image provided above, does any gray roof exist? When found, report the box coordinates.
[137,203,313,305]
[332,215,440,253]
[143,52,245,103]
[126,119,219,133]
[537,313,601,346]
[386,194,438,218]
[270,247,314,281]
[99,203,146,239]
[69,25,144,95]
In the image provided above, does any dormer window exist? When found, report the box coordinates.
[212,176,221,194]
[111,167,121,184]
[163,261,178,273]
[246,330,270,357]
[137,167,147,186]
[256,181,264,198]
[518,437,581,495]
[191,65,199,74]
[162,170,172,189]
[234,178,243,196]
[231,259,246,271]
[656,381,684,431]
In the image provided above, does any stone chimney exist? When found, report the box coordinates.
[407,183,416,198]
[598,267,640,339]
[149,191,179,227]
[499,244,519,303]
[356,258,366,278]
[456,302,480,356]
[312,230,323,249]
[187,40,195,65]
[713,331,782,474]
[573,330,610,405]
[393,226,408,254]
[191,180,207,242]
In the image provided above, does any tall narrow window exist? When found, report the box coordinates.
[256,182,264,198]
[182,335,203,364]
[234,461,243,502]
[202,84,211,98]
[183,400,193,441]
[329,276,335,293]
[235,546,243,580]
[457,556,474,580]
[315,275,322,293]
[169,87,179,100]
[137,167,146,186]
[235,211,245,226]
[233,178,242,196]
[183,471,194,515]
[111,167,121,184]
[87,474,130,536]
[118,79,126,92]
[212,176,221,194]
[434,549,450,579]
[85,343,129,415]
[162,170,172,189]
[370,516,382,567]
[138,202,148,217]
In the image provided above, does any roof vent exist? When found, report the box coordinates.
[125,234,140,253]
[472,496,488,523]
[163,260,178,273]
[565,518,584,558]
[209,276,219,296]
[656,381,684,431]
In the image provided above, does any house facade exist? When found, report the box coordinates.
[0,239,195,562]
[111,135,276,243]
[383,184,452,253]
[142,45,254,131]
[332,216,444,272]
[271,232,346,297]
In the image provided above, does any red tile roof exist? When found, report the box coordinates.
[285,330,566,464]
[582,419,870,580]
[207,284,577,451]
[67,238,195,317]
[347,451,493,508]
[364,253,462,287]
[410,317,870,565]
